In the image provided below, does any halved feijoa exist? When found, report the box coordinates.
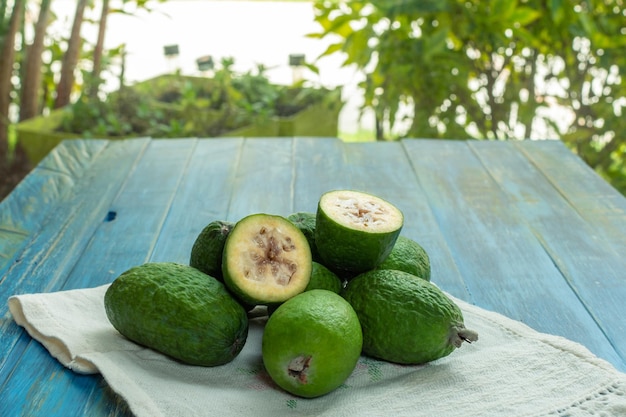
[315,190,403,274]
[222,213,312,305]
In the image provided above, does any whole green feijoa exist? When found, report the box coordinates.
[305,261,343,294]
[377,235,431,281]
[189,220,234,280]
[262,290,363,398]
[287,212,321,262]
[342,269,478,365]
[266,262,344,317]
[104,262,248,366]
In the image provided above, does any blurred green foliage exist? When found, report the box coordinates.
[60,59,341,138]
[310,0,626,195]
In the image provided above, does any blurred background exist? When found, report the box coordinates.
[1,0,625,199]
[43,0,375,136]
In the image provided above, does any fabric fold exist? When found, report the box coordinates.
[7,285,626,417]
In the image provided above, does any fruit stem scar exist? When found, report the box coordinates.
[288,355,312,384]
[451,327,479,348]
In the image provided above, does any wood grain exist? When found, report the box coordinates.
[1,137,625,417]
[470,140,626,365]
[402,139,625,369]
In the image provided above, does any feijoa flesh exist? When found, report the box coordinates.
[222,213,312,305]
[104,262,248,366]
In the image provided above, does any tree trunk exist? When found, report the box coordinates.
[0,0,24,157]
[88,0,109,98]
[375,114,384,141]
[20,0,51,121]
[54,0,88,108]
[19,0,52,122]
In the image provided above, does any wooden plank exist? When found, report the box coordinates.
[0,140,108,276]
[61,138,199,289]
[79,138,242,413]
[1,138,198,416]
[0,138,150,386]
[0,139,151,417]
[291,137,351,213]
[0,341,128,417]
[225,138,297,220]
[149,138,245,264]
[470,140,626,368]
[515,139,626,256]
[401,139,625,371]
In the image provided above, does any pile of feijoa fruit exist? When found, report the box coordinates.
[104,189,478,399]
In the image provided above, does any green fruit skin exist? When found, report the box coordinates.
[189,220,234,281]
[266,262,343,316]
[305,262,343,294]
[287,212,322,262]
[262,290,363,398]
[315,202,402,275]
[342,269,464,364]
[377,236,431,281]
[105,262,248,366]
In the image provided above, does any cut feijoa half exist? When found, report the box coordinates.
[315,190,404,274]
[222,213,312,305]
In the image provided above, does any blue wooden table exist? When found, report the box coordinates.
[1,137,625,415]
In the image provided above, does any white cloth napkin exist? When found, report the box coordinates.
[8,285,626,417]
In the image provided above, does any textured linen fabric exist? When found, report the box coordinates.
[8,285,626,417]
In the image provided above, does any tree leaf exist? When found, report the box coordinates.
[305,32,325,39]
[491,0,517,20]
[317,42,345,59]
[370,0,449,14]
[548,0,565,24]
[511,7,542,26]
[423,27,449,60]
[303,63,320,75]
